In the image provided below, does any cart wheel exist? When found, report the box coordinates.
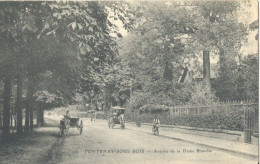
[80,127,83,134]
[80,120,83,134]
[61,128,64,136]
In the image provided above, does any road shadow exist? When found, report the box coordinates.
[36,130,61,138]
[37,136,65,164]
[65,133,82,137]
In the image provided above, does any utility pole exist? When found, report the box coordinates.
[130,80,132,99]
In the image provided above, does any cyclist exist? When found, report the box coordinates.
[152,115,160,135]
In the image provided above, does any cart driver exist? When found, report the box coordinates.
[113,112,117,120]
[64,110,71,119]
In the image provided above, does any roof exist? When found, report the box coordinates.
[140,104,172,111]
[178,62,219,83]
[249,20,258,30]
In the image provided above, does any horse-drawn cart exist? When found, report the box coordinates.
[108,106,125,129]
[69,117,83,134]
[59,117,83,136]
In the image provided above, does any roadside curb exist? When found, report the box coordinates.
[126,121,242,136]
[160,134,258,159]
[126,125,258,159]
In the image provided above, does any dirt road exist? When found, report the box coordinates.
[44,116,257,164]
[0,115,257,164]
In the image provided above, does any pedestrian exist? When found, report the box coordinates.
[93,110,96,121]
[91,110,93,122]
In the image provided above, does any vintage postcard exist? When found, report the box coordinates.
[0,0,258,164]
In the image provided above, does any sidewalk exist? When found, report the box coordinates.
[125,122,259,158]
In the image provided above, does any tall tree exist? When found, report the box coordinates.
[118,1,252,114]
[0,1,138,137]
[190,1,248,100]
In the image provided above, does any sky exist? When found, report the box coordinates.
[239,0,258,55]
[111,0,258,78]
[113,0,258,56]
[112,0,258,75]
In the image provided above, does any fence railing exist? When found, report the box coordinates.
[168,101,258,143]
[170,101,258,116]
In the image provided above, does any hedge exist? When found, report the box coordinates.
[93,110,244,131]
[125,112,244,131]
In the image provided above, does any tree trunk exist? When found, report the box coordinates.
[37,108,40,127]
[203,51,211,92]
[16,75,23,134]
[29,111,33,131]
[218,48,227,78]
[163,61,173,81]
[0,111,3,128]
[103,90,107,112]
[14,114,17,127]
[103,88,112,117]
[216,48,235,101]
[40,109,44,125]
[10,112,13,129]
[24,107,30,133]
[3,75,12,140]
[37,106,44,127]
[25,77,33,134]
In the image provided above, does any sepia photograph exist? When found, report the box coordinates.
[0,0,259,164]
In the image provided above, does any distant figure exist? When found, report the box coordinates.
[91,111,93,122]
[119,113,125,122]
[113,112,117,120]
[93,110,96,121]
[152,115,160,135]
[64,110,70,119]
[119,113,125,129]
[90,110,96,122]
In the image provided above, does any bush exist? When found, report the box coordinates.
[181,113,243,131]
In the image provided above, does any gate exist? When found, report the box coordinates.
[244,104,259,143]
